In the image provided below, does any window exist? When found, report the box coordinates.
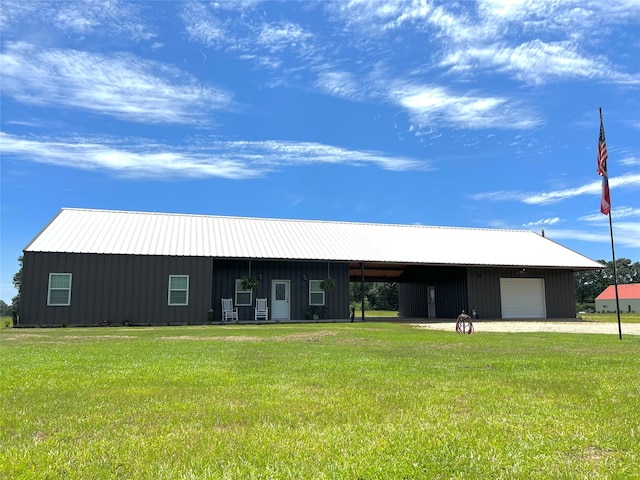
[168,275,189,306]
[48,273,72,306]
[309,280,325,306]
[235,279,252,306]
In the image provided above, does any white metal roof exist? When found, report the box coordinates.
[24,208,603,269]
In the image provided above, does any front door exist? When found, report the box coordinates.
[271,280,290,321]
[427,285,436,318]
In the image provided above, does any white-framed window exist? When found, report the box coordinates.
[235,279,252,306]
[309,280,325,306]
[168,275,189,306]
[48,273,72,306]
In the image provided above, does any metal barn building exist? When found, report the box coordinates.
[595,284,640,313]
[19,208,603,326]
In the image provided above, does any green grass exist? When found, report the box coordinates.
[1,316,12,328]
[1,324,639,479]
[579,312,640,323]
[363,309,399,317]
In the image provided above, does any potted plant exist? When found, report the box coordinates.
[241,275,258,290]
[305,305,327,320]
[319,278,335,291]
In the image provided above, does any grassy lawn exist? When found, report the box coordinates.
[363,310,399,317]
[1,324,639,479]
[579,312,640,323]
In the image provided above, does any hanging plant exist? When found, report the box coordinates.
[241,275,258,290]
[320,278,335,291]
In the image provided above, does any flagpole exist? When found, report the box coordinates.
[599,107,622,340]
[607,210,622,340]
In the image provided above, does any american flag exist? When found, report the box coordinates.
[597,112,610,215]
[597,116,608,177]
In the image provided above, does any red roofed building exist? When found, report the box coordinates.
[595,283,640,313]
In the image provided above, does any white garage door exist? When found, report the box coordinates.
[500,278,546,319]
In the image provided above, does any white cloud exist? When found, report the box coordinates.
[0,133,430,179]
[441,40,640,85]
[521,180,602,205]
[472,191,526,202]
[426,0,640,85]
[315,71,362,100]
[325,0,430,29]
[392,84,540,129]
[0,42,232,125]
[257,22,313,52]
[0,132,252,179]
[56,1,154,40]
[620,155,640,167]
[612,222,640,249]
[523,175,640,205]
[0,0,154,40]
[472,174,640,204]
[522,217,562,227]
[181,2,225,46]
[580,207,640,222]
[546,223,640,249]
[542,228,612,244]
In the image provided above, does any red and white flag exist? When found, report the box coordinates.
[597,114,610,215]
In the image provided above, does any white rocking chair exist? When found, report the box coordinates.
[221,298,238,323]
[255,298,269,321]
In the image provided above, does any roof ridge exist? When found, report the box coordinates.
[60,207,535,233]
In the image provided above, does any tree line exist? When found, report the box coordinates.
[575,258,639,306]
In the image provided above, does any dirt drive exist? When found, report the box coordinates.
[414,321,640,335]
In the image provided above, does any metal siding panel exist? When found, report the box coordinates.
[93,255,107,325]
[78,253,91,324]
[122,256,135,324]
[19,252,40,325]
[436,277,468,319]
[467,267,503,320]
[544,270,575,318]
[142,256,156,324]
[398,267,467,319]
[399,283,428,318]
[105,254,118,323]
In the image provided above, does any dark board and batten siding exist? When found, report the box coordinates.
[20,252,351,326]
[397,266,576,320]
[211,260,350,321]
[20,249,577,325]
[20,252,213,326]
[466,267,576,319]
[397,266,468,319]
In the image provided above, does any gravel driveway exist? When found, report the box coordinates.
[413,321,640,336]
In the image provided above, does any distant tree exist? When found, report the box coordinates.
[349,282,398,311]
[367,282,398,311]
[575,258,639,304]
[0,300,12,316]
[12,256,22,312]
[350,282,371,311]
[615,258,640,284]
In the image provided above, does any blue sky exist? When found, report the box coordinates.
[1,0,639,303]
